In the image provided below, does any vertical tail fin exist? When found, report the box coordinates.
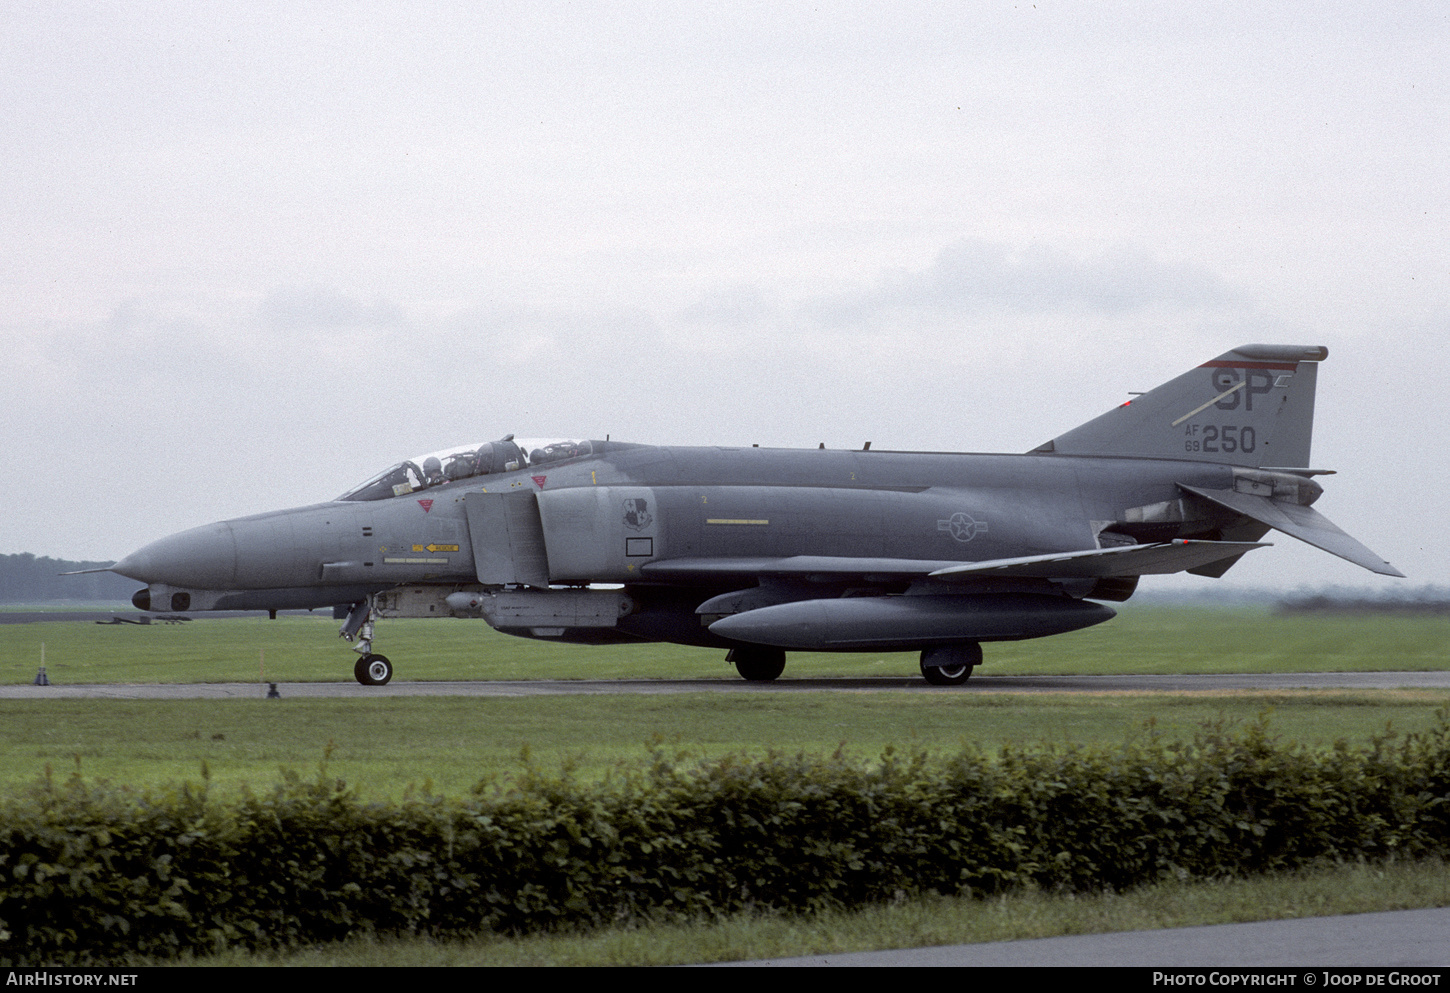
[1034,344,1327,468]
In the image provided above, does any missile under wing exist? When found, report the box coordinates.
[112,345,1400,686]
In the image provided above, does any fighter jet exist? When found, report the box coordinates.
[112,344,1401,686]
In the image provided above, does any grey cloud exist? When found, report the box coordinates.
[677,286,779,328]
[259,286,403,332]
[802,240,1246,327]
[445,301,662,356]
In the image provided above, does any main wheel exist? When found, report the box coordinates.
[728,646,786,682]
[919,643,982,686]
[354,653,394,686]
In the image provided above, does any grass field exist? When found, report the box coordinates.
[3,603,1449,685]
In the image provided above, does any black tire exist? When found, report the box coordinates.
[354,653,394,686]
[728,646,786,682]
[919,643,981,686]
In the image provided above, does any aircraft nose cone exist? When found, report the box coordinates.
[112,523,238,588]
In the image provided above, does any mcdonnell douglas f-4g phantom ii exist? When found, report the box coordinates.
[113,344,1401,686]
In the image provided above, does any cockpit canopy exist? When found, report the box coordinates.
[337,435,593,502]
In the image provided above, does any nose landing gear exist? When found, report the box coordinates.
[340,595,394,685]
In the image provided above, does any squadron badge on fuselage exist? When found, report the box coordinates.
[622,498,653,532]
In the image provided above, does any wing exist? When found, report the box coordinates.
[640,540,1269,583]
[925,539,1270,579]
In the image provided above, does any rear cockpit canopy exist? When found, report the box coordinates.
[336,436,593,502]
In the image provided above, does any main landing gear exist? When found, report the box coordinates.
[723,643,982,685]
[919,642,982,686]
[340,595,394,685]
[728,646,786,682]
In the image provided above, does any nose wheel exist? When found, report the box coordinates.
[354,653,394,686]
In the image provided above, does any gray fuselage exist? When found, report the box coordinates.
[116,442,1241,647]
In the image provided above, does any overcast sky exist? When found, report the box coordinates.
[3,2,1445,594]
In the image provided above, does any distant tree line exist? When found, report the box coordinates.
[1276,586,1450,615]
[0,553,138,603]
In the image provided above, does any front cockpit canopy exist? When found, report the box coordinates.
[337,435,593,502]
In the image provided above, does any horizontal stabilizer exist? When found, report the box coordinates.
[1177,484,1404,577]
[927,540,1270,580]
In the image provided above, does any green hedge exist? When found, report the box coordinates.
[3,716,1449,964]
